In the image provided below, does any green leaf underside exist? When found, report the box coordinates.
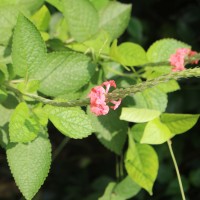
[9,102,40,143]
[134,87,168,112]
[160,113,199,134]
[46,105,93,139]
[120,107,161,123]
[62,0,99,42]
[88,108,128,155]
[147,38,190,63]
[12,14,46,77]
[141,118,173,144]
[99,1,131,40]
[6,133,51,200]
[125,134,158,195]
[33,51,95,97]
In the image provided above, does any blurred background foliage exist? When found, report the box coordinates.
[1,0,200,199]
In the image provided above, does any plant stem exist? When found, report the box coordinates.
[52,137,70,161]
[5,67,200,108]
[167,140,186,200]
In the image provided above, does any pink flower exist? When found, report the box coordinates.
[169,48,199,71]
[88,80,121,116]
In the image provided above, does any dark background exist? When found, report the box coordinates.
[1,0,200,199]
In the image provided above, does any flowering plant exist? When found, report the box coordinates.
[0,0,200,200]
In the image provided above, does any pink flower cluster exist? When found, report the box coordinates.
[88,80,121,116]
[169,48,198,71]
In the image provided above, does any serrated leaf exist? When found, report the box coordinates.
[33,51,95,97]
[12,14,47,77]
[160,113,199,134]
[46,105,93,139]
[113,176,141,199]
[120,107,161,123]
[9,102,40,143]
[62,0,99,42]
[7,132,51,200]
[99,1,131,40]
[134,87,168,112]
[125,134,159,195]
[88,108,128,155]
[147,38,190,64]
[31,5,50,31]
[141,118,172,144]
[111,42,147,66]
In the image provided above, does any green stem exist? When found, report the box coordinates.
[167,140,186,200]
[52,137,70,161]
[5,67,200,107]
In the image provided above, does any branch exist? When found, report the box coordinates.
[5,67,200,107]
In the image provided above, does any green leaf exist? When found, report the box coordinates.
[125,133,159,195]
[68,31,111,56]
[62,0,99,42]
[120,107,161,123]
[113,176,141,199]
[31,5,50,31]
[99,1,131,40]
[111,42,147,66]
[0,89,7,103]
[134,87,168,112]
[141,118,172,144]
[0,0,44,13]
[99,182,116,200]
[12,14,46,77]
[9,102,40,143]
[0,94,18,127]
[130,123,146,143]
[7,132,51,200]
[88,108,128,155]
[33,51,95,97]
[0,7,19,46]
[89,0,109,10]
[156,80,180,93]
[49,13,69,41]
[17,80,40,94]
[160,113,199,134]
[46,105,93,139]
[147,38,190,64]
[45,0,63,12]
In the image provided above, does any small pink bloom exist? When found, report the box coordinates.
[102,80,116,93]
[169,48,199,71]
[110,99,122,110]
[88,80,121,116]
[189,51,199,64]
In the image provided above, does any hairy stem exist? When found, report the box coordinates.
[5,67,200,107]
[167,140,186,200]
